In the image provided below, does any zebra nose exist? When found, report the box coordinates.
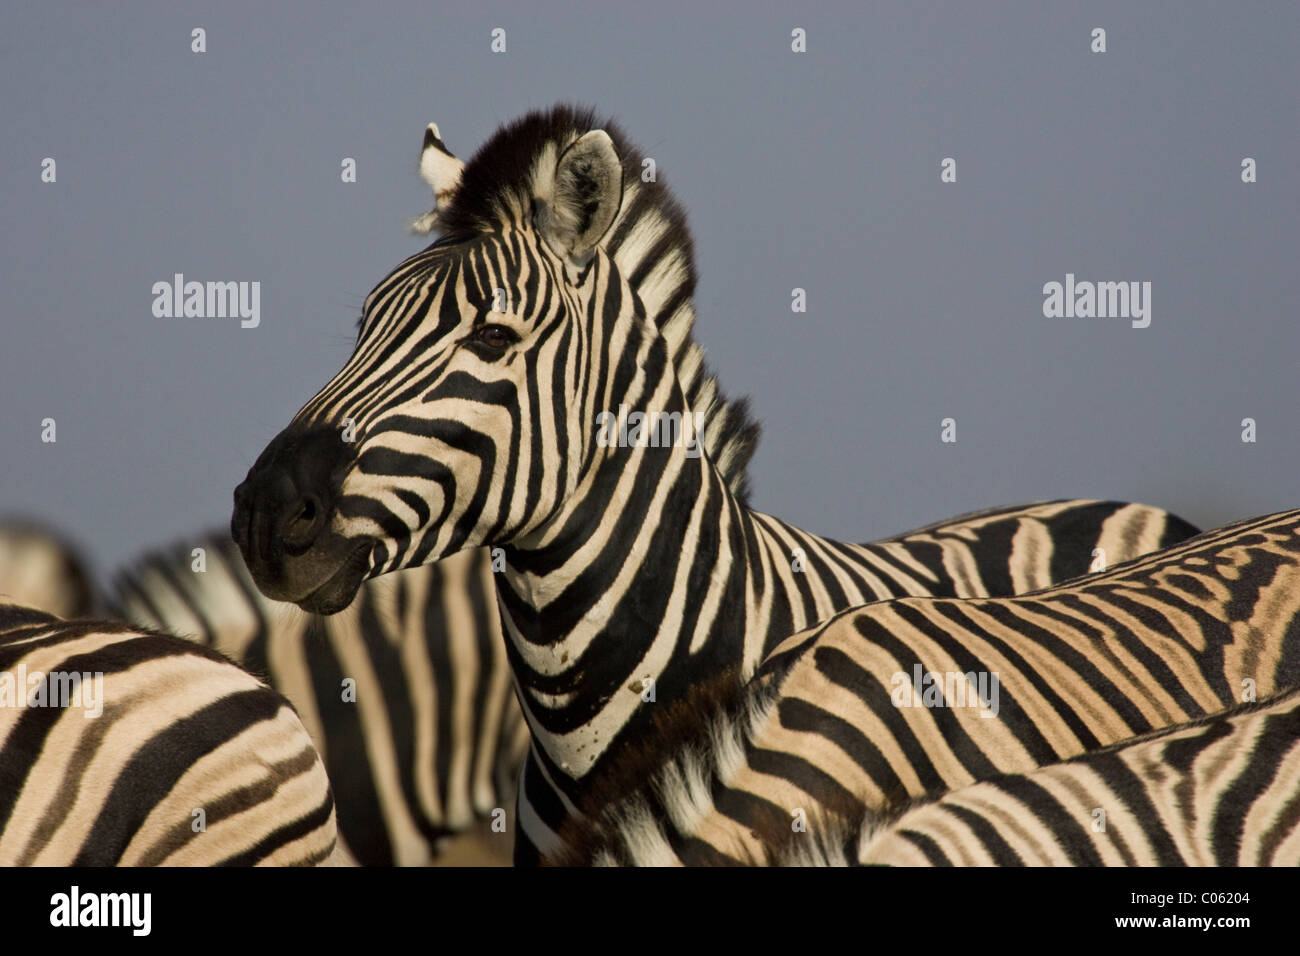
[231,424,354,568]
[279,492,326,553]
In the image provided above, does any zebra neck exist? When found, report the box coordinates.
[494,433,893,786]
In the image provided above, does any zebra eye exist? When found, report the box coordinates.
[473,324,518,350]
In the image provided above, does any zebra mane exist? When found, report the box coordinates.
[545,663,875,866]
[437,105,761,505]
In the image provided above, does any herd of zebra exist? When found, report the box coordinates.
[2,105,1298,867]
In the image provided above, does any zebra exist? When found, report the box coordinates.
[0,602,339,865]
[545,510,1300,865]
[227,105,1200,863]
[0,521,94,619]
[108,531,528,867]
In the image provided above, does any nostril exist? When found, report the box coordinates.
[280,494,325,551]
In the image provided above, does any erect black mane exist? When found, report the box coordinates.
[440,106,580,234]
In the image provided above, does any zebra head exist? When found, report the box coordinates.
[233,106,753,613]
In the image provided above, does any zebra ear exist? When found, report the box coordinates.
[410,122,465,235]
[536,129,623,266]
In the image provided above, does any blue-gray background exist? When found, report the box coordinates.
[2,1,1297,582]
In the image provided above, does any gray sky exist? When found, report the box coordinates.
[2,1,1297,583]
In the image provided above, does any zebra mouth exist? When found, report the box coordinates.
[295,541,373,615]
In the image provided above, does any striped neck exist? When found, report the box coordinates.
[495,373,900,788]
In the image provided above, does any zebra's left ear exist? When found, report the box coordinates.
[536,129,623,267]
[411,122,465,234]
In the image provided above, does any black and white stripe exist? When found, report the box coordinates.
[109,532,527,866]
[230,105,1201,864]
[851,685,1300,867]
[0,603,337,865]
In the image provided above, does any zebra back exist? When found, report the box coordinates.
[0,603,337,865]
[109,533,527,866]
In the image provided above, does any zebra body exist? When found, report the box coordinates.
[550,511,1300,865]
[0,603,337,865]
[229,105,1199,863]
[110,533,527,866]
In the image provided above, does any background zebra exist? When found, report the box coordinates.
[549,510,1300,865]
[0,519,526,865]
[109,532,527,866]
[228,105,1199,863]
[0,521,93,620]
[0,603,338,865]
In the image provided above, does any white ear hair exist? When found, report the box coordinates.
[535,129,623,264]
[410,122,466,235]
